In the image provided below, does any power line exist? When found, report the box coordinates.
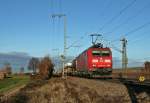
[66,32,88,49]
[51,14,67,78]
[50,0,64,53]
[66,0,114,52]
[98,0,113,18]
[127,29,150,44]
[50,0,62,14]
[125,21,150,37]
[95,36,122,53]
[98,0,137,32]
[59,0,62,13]
[66,1,115,53]
[62,0,139,59]
[50,0,55,14]
[104,2,150,34]
[51,15,56,50]
[101,0,150,42]
[110,21,150,43]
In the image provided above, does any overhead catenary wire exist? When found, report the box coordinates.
[95,36,122,53]
[110,21,150,43]
[90,0,139,45]
[104,2,150,34]
[55,0,148,60]
[57,0,63,36]
[66,33,87,49]
[67,0,126,53]
[51,0,55,50]
[98,0,113,18]
[51,0,61,13]
[95,0,138,45]
[50,0,54,14]
[59,0,62,13]
[100,1,150,44]
[67,0,114,53]
[127,29,150,44]
[51,21,55,52]
[51,0,64,51]
[98,0,137,32]
[125,21,150,37]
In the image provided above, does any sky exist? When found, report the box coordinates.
[0,0,150,62]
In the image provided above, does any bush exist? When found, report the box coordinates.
[38,56,54,80]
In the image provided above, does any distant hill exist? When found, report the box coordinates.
[0,52,31,73]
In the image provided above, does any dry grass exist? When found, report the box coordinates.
[4,77,150,103]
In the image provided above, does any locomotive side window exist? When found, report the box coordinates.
[92,50,110,56]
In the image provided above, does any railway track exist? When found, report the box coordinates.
[67,71,150,87]
[72,76,150,103]
[119,78,150,103]
[93,77,150,103]
[94,76,150,88]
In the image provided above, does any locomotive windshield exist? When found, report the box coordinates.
[92,51,101,56]
[92,50,110,56]
[101,51,110,56]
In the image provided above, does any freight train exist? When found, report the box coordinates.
[65,43,150,82]
[70,43,112,77]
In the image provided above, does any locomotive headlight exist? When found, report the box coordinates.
[92,59,98,63]
[93,64,96,67]
[105,59,111,63]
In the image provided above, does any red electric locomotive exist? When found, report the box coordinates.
[73,43,112,76]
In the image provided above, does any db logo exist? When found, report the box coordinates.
[139,76,145,82]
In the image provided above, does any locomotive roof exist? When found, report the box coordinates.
[87,43,110,51]
[76,43,111,58]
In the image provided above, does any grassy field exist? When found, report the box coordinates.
[0,75,30,93]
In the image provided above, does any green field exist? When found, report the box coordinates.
[0,75,30,93]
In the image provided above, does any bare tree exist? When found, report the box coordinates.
[28,57,39,74]
[39,56,54,79]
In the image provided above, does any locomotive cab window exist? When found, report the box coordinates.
[92,51,101,56]
[101,51,110,56]
[92,50,110,56]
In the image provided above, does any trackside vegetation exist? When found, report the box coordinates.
[0,75,30,93]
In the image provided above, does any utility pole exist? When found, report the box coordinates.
[121,38,128,73]
[106,37,128,73]
[52,14,67,78]
[52,48,60,71]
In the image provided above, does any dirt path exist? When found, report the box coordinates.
[0,84,26,102]
[4,85,25,97]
